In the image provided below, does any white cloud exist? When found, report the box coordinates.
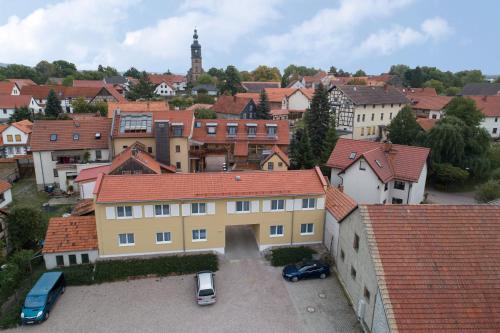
[357,16,453,56]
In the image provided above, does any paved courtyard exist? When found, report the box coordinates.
[426,187,477,204]
[7,256,361,333]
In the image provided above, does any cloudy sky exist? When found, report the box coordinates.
[0,0,498,75]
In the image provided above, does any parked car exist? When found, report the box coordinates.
[195,271,216,305]
[21,272,65,324]
[282,260,330,282]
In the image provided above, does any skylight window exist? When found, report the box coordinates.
[73,133,80,141]
[95,132,101,139]
[50,134,57,141]
[375,160,383,168]
[349,152,356,159]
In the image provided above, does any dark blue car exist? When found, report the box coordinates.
[282,260,330,282]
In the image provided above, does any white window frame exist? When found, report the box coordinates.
[154,204,170,217]
[300,223,314,235]
[156,231,172,244]
[270,225,284,237]
[191,202,207,215]
[118,233,135,246]
[270,199,285,211]
[235,201,250,213]
[192,229,207,242]
[301,198,316,210]
[116,206,133,219]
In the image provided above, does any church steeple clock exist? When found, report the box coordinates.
[189,29,203,83]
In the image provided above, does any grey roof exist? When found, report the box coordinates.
[460,83,500,96]
[104,76,127,85]
[192,84,217,92]
[333,85,410,105]
[241,81,280,93]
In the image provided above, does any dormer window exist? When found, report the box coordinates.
[73,133,80,141]
[50,134,57,141]
[266,124,277,137]
[206,123,217,135]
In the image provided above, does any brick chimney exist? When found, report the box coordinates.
[338,185,344,192]
[383,141,392,152]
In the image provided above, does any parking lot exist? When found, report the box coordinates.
[6,256,361,333]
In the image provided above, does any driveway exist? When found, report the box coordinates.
[224,225,260,260]
[426,187,477,204]
[7,257,360,333]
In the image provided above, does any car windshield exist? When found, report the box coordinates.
[199,289,214,297]
[24,295,46,308]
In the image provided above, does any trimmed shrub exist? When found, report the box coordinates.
[475,180,500,203]
[270,246,316,267]
[432,163,469,186]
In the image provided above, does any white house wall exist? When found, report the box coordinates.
[33,151,56,189]
[408,164,427,204]
[43,250,98,270]
[287,92,310,111]
[481,116,500,139]
[0,189,13,208]
[324,211,340,258]
[341,159,383,204]
[79,181,96,199]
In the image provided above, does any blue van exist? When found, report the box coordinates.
[21,272,65,324]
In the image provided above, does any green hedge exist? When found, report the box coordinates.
[50,264,95,285]
[270,246,316,266]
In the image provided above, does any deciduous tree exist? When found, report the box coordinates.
[386,106,422,145]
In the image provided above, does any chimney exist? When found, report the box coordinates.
[483,95,488,101]
[233,95,237,102]
[154,120,170,166]
[338,185,344,192]
[383,141,392,152]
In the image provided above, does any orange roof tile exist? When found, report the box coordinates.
[400,87,438,97]
[327,138,429,183]
[148,74,187,86]
[467,95,500,117]
[96,169,326,203]
[0,180,12,193]
[43,216,98,253]
[109,145,176,174]
[71,199,95,216]
[363,205,500,333]
[7,79,36,88]
[73,80,105,87]
[264,88,297,103]
[212,95,254,115]
[11,119,33,134]
[410,95,452,111]
[261,145,290,167]
[235,92,260,104]
[74,164,111,183]
[107,101,170,117]
[416,118,438,132]
[0,95,32,109]
[0,82,16,95]
[325,186,357,221]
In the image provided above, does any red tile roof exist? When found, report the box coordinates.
[467,95,500,117]
[21,85,99,99]
[325,186,357,221]
[0,180,12,193]
[96,169,326,203]
[235,92,260,104]
[327,138,429,183]
[261,145,290,167]
[264,88,297,103]
[107,101,170,117]
[416,118,438,132]
[42,216,98,253]
[148,74,187,86]
[109,145,176,174]
[0,95,32,109]
[7,79,36,88]
[192,119,289,145]
[400,87,438,97]
[11,119,33,134]
[71,199,95,216]
[73,80,105,87]
[410,95,452,111]
[363,205,500,333]
[0,82,16,95]
[212,95,253,115]
[30,118,111,151]
[74,164,111,183]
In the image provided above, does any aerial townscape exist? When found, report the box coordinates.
[0,1,499,332]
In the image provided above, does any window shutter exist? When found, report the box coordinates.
[105,207,115,219]
[144,205,154,218]
[171,204,180,216]
[262,200,271,212]
[207,202,215,215]
[285,199,294,211]
[251,200,259,213]
[181,203,191,216]
[294,199,303,211]
[133,206,142,218]
[227,201,235,214]
[316,197,325,209]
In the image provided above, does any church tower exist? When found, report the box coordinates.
[189,29,203,83]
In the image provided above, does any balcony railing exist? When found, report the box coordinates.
[224,133,278,141]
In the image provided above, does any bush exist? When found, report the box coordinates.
[475,180,500,203]
[51,264,95,285]
[270,246,316,266]
[194,108,216,119]
[432,163,469,186]
[95,254,218,283]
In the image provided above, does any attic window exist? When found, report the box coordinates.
[194,121,201,128]
[95,132,101,139]
[375,160,383,168]
[207,125,216,135]
[73,133,80,141]
[50,134,57,141]
[349,152,356,160]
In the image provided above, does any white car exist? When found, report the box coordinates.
[195,271,216,305]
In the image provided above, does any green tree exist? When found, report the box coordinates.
[346,78,367,85]
[62,75,74,87]
[475,180,500,203]
[240,71,253,81]
[432,163,469,187]
[196,74,215,85]
[423,79,445,95]
[305,83,331,162]
[35,60,55,82]
[52,60,77,77]
[281,65,319,87]
[45,89,63,118]
[194,108,217,119]
[456,70,484,86]
[289,128,314,169]
[207,67,225,81]
[321,119,338,164]
[329,66,337,75]
[123,67,142,79]
[445,87,461,96]
[426,120,466,165]
[353,69,366,77]
[219,65,242,96]
[444,96,484,127]
[10,106,32,122]
[126,73,157,100]
[195,93,215,104]
[256,90,271,119]
[251,65,281,82]
[98,65,118,77]
[386,105,421,145]
[6,208,44,251]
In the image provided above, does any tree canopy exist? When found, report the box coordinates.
[353,69,366,77]
[6,208,44,251]
[10,106,32,122]
[251,65,281,82]
[386,105,422,145]
[305,83,332,164]
[126,73,157,100]
[289,127,315,169]
[218,65,243,96]
[281,65,319,87]
[256,90,271,119]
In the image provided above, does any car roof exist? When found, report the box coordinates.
[198,272,213,290]
[28,272,63,296]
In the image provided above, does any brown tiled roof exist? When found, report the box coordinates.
[416,118,438,132]
[0,82,16,95]
[325,186,357,221]
[11,119,33,134]
[7,79,36,88]
[270,109,289,116]
[410,95,452,111]
[107,101,169,117]
[191,119,289,146]
[327,138,429,183]
[0,180,12,193]
[0,95,32,109]
[334,85,410,105]
[42,216,98,253]
[148,74,187,86]
[241,81,280,93]
[73,80,105,87]
[363,205,500,333]
[74,165,111,183]
[96,169,327,203]
[261,145,290,167]
[21,85,99,99]
[235,92,260,104]
[30,118,111,151]
[400,87,438,97]
[467,96,500,117]
[71,199,95,216]
[212,95,253,115]
[264,88,297,103]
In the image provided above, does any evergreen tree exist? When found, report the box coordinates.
[386,105,421,145]
[123,67,142,79]
[45,89,62,118]
[321,118,338,164]
[126,72,156,100]
[305,83,331,162]
[256,90,271,119]
[10,106,32,122]
[290,128,314,169]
